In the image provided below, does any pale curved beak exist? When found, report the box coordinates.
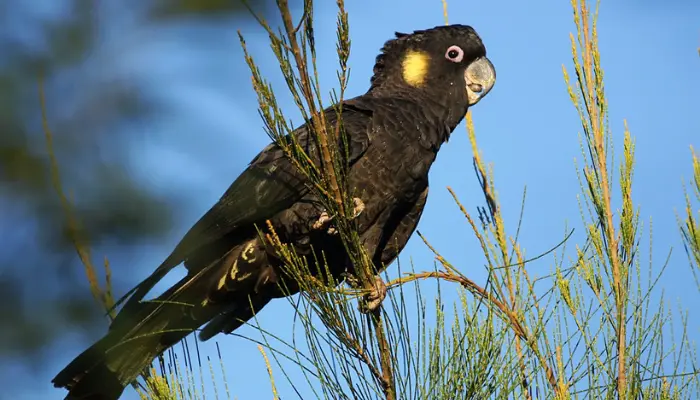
[465,57,496,106]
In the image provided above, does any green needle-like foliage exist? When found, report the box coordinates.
[41,0,699,399]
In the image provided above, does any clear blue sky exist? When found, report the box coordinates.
[7,0,699,398]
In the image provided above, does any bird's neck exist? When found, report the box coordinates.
[367,87,469,148]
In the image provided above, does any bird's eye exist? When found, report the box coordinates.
[445,45,464,63]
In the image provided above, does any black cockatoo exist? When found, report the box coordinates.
[53,24,495,399]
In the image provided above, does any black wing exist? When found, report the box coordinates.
[112,98,374,318]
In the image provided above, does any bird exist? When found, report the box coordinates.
[52,23,496,399]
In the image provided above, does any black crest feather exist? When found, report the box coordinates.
[370,24,479,89]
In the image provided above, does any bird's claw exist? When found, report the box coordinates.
[351,197,365,219]
[359,275,387,314]
[312,211,333,231]
[312,197,365,235]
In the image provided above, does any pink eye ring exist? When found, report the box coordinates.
[445,45,464,62]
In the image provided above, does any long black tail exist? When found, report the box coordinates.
[52,244,267,400]
[52,267,219,399]
[52,234,280,400]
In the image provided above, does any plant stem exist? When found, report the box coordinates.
[277,0,345,217]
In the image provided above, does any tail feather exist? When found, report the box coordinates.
[53,267,223,399]
[198,296,272,341]
[52,342,130,400]
[53,237,275,399]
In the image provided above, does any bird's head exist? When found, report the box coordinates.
[369,24,495,108]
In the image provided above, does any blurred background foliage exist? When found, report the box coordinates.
[0,0,292,360]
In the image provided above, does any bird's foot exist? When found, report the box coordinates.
[312,197,365,235]
[359,275,387,314]
[312,211,333,231]
[350,197,365,219]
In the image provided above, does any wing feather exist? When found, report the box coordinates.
[110,98,374,324]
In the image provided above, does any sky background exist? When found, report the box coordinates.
[2,0,699,399]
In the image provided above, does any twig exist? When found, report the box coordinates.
[258,345,280,400]
[38,78,115,320]
[278,0,345,216]
[278,1,396,397]
[386,270,559,391]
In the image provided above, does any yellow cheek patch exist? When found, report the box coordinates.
[401,51,430,87]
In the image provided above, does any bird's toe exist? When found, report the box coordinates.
[360,275,387,313]
[351,197,365,219]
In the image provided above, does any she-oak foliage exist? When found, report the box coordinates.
[43,0,699,399]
